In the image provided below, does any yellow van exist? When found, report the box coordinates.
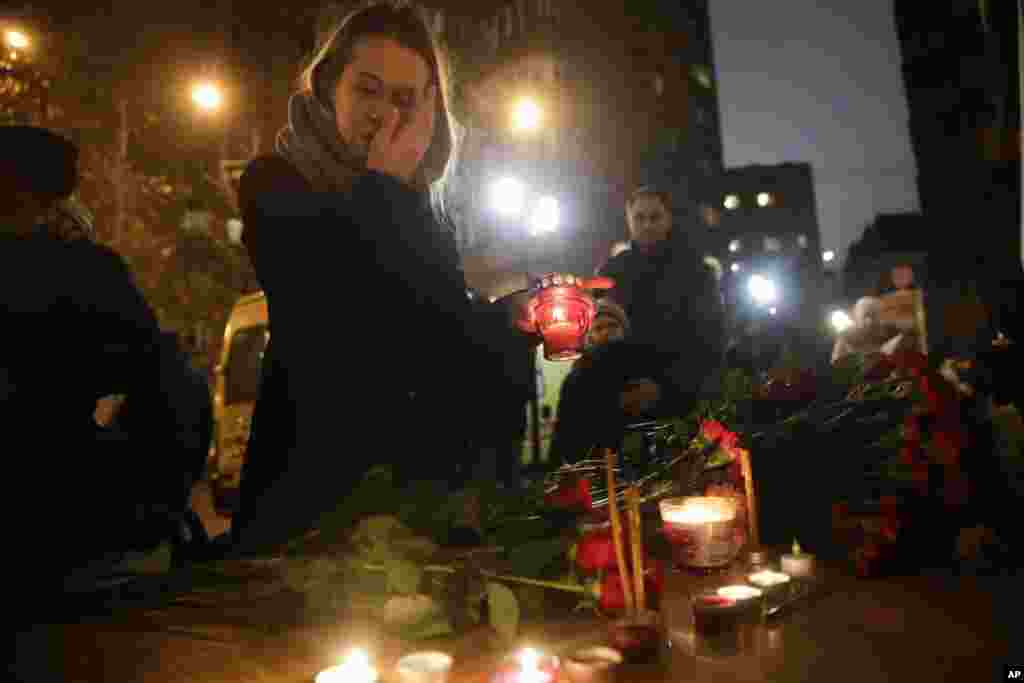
[210,291,268,514]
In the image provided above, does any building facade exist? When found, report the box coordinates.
[893,0,1020,275]
[708,162,826,328]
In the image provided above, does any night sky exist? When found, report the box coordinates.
[709,0,920,266]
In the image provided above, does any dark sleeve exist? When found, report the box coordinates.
[72,243,165,390]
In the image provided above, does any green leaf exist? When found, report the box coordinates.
[504,537,570,579]
[487,582,520,644]
[386,560,423,595]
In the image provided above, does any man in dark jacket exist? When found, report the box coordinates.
[0,126,208,589]
[596,186,726,419]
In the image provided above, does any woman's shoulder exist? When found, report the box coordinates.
[239,154,311,211]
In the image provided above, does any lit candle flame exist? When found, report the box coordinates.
[518,647,547,683]
[551,306,566,322]
[315,649,377,683]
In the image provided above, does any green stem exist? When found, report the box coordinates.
[360,563,588,595]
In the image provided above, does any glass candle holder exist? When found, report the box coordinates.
[563,647,622,683]
[528,277,596,361]
[659,497,741,571]
[396,652,453,683]
[608,609,665,664]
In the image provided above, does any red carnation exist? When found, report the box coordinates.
[576,527,617,572]
[548,477,593,512]
[598,560,664,611]
[700,419,740,454]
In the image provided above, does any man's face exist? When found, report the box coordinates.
[588,315,625,348]
[626,195,672,251]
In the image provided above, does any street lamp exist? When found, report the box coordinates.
[829,309,853,333]
[191,81,224,113]
[748,274,778,305]
[822,250,835,263]
[490,176,527,218]
[511,96,543,132]
[528,195,560,236]
[4,29,29,51]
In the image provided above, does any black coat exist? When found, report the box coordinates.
[235,156,530,552]
[0,233,196,571]
[598,238,726,411]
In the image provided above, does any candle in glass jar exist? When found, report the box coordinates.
[316,649,377,683]
[660,497,740,569]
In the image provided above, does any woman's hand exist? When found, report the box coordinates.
[367,86,436,184]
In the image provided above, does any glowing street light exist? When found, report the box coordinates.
[191,82,224,112]
[529,195,560,235]
[490,176,527,218]
[728,239,741,253]
[769,307,777,316]
[830,310,854,333]
[757,192,773,207]
[730,262,741,273]
[723,194,740,210]
[822,250,835,263]
[4,29,29,50]
[511,96,543,132]
[748,274,778,305]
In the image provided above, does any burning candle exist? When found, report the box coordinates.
[493,648,558,683]
[529,280,596,361]
[780,539,815,578]
[659,497,741,569]
[747,570,791,589]
[717,585,763,601]
[396,651,453,683]
[316,649,377,683]
[691,594,742,637]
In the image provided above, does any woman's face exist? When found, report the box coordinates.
[333,36,432,161]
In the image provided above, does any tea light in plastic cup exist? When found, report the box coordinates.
[780,540,815,578]
[563,647,622,683]
[659,497,741,569]
[717,585,763,601]
[316,649,377,683]
[747,570,791,589]
[396,651,453,683]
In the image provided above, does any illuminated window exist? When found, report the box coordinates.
[723,194,740,210]
[764,236,782,252]
[756,192,774,207]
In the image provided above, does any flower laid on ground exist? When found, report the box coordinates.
[575,527,617,573]
[547,476,593,512]
[596,560,664,612]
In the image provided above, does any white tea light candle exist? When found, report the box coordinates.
[396,651,453,683]
[717,585,763,601]
[748,570,791,588]
[780,539,815,578]
[660,497,741,568]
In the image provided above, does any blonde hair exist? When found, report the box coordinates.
[299,1,458,196]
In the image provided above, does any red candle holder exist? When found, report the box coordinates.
[528,275,597,361]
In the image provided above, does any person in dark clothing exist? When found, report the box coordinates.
[596,186,726,418]
[0,126,208,588]
[234,2,542,553]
